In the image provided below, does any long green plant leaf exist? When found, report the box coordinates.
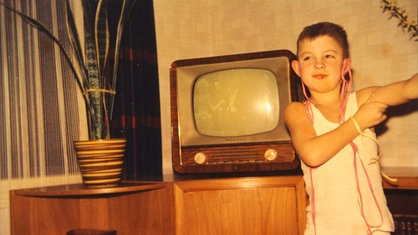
[95,0,111,138]
[64,0,88,87]
[108,0,137,121]
[64,0,97,129]
[0,2,91,109]
[95,0,109,77]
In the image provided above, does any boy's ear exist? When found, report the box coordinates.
[342,58,352,74]
[291,60,301,77]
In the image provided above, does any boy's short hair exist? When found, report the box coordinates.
[296,22,350,59]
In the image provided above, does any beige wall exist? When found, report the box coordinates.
[153,0,418,176]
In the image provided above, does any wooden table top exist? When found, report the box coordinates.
[12,181,167,197]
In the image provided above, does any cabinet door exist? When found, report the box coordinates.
[10,184,174,235]
[174,176,306,235]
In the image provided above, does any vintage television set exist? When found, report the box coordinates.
[170,50,302,174]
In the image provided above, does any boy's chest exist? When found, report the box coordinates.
[315,105,341,123]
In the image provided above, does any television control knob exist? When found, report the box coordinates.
[264,149,277,161]
[194,152,207,164]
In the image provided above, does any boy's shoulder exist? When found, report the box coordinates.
[286,101,305,109]
[285,101,307,119]
[285,101,305,109]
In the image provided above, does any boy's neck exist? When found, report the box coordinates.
[309,90,342,107]
[309,90,347,123]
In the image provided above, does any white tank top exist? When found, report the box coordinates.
[302,92,394,235]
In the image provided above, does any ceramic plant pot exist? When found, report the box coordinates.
[74,138,126,187]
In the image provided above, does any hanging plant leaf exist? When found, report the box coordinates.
[1,0,138,139]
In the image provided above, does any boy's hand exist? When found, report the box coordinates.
[353,101,388,130]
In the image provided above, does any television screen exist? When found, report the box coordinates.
[170,50,301,173]
[193,68,279,137]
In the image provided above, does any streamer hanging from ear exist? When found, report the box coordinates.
[339,59,352,124]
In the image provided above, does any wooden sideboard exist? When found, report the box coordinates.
[9,182,174,235]
[172,175,306,235]
[10,175,306,235]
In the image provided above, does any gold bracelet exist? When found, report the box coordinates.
[350,117,362,135]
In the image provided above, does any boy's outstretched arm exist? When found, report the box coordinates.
[357,73,418,106]
[355,73,418,130]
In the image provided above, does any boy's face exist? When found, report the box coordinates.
[292,35,350,96]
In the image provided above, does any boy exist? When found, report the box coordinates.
[285,22,418,234]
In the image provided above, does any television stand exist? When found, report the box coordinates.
[9,181,174,235]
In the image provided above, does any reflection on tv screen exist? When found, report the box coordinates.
[193,68,279,137]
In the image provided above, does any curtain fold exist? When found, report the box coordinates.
[111,0,162,180]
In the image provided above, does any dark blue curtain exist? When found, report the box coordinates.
[111,0,162,180]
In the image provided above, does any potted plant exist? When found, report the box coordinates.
[0,0,137,186]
